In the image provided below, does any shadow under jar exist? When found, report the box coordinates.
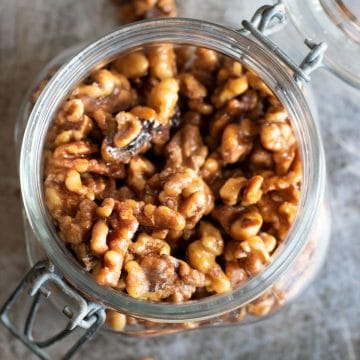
[12,17,330,348]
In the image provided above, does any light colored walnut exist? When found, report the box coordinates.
[90,219,109,255]
[96,250,126,287]
[260,121,296,152]
[148,78,179,123]
[179,72,207,99]
[220,119,257,164]
[128,156,156,192]
[230,208,263,241]
[148,44,176,80]
[114,51,149,78]
[211,76,248,109]
[187,222,231,294]
[106,310,127,332]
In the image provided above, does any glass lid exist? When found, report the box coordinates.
[283,0,360,88]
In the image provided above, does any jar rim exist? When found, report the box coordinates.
[20,17,326,322]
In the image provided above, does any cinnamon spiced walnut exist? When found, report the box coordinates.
[43,36,301,309]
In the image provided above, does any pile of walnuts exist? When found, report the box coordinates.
[40,5,302,331]
[44,42,301,305]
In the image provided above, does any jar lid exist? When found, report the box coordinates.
[283,0,360,88]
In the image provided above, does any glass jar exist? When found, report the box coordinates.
[3,7,333,358]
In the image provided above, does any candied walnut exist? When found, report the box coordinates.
[219,175,263,207]
[61,99,85,123]
[260,121,296,152]
[259,232,277,253]
[112,200,140,243]
[90,219,109,255]
[273,145,296,175]
[211,76,248,109]
[147,77,179,123]
[209,95,257,139]
[125,260,150,298]
[217,58,243,84]
[159,167,214,229]
[114,51,149,78]
[194,48,219,72]
[265,106,288,123]
[199,152,222,182]
[239,175,264,206]
[257,189,298,241]
[246,70,272,96]
[224,235,270,275]
[113,111,143,147]
[52,141,98,162]
[96,198,116,218]
[219,177,247,206]
[148,44,177,80]
[187,99,213,115]
[50,156,126,181]
[247,288,285,316]
[130,233,171,256]
[108,199,186,232]
[187,222,231,293]
[74,69,124,97]
[96,250,125,287]
[101,106,160,164]
[106,310,127,332]
[44,173,83,221]
[74,69,137,114]
[211,204,245,235]
[220,119,258,164]
[165,124,208,171]
[138,203,186,231]
[119,0,177,23]
[92,109,117,136]
[126,253,205,301]
[65,169,89,197]
[53,115,93,147]
[47,99,94,147]
[79,174,109,200]
[230,208,263,241]
[225,261,249,288]
[174,46,194,71]
[58,199,97,244]
[249,144,274,171]
[179,73,207,100]
[128,156,156,192]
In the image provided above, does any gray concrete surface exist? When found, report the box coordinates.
[0,0,359,359]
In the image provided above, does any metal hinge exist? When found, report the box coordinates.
[239,1,328,85]
[0,260,106,360]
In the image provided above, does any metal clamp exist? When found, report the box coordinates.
[0,260,106,360]
[239,1,327,85]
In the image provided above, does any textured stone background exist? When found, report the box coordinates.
[0,1,359,359]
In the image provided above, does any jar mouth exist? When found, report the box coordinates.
[20,18,325,322]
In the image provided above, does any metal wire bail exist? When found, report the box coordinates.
[239,0,328,85]
[0,260,106,360]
